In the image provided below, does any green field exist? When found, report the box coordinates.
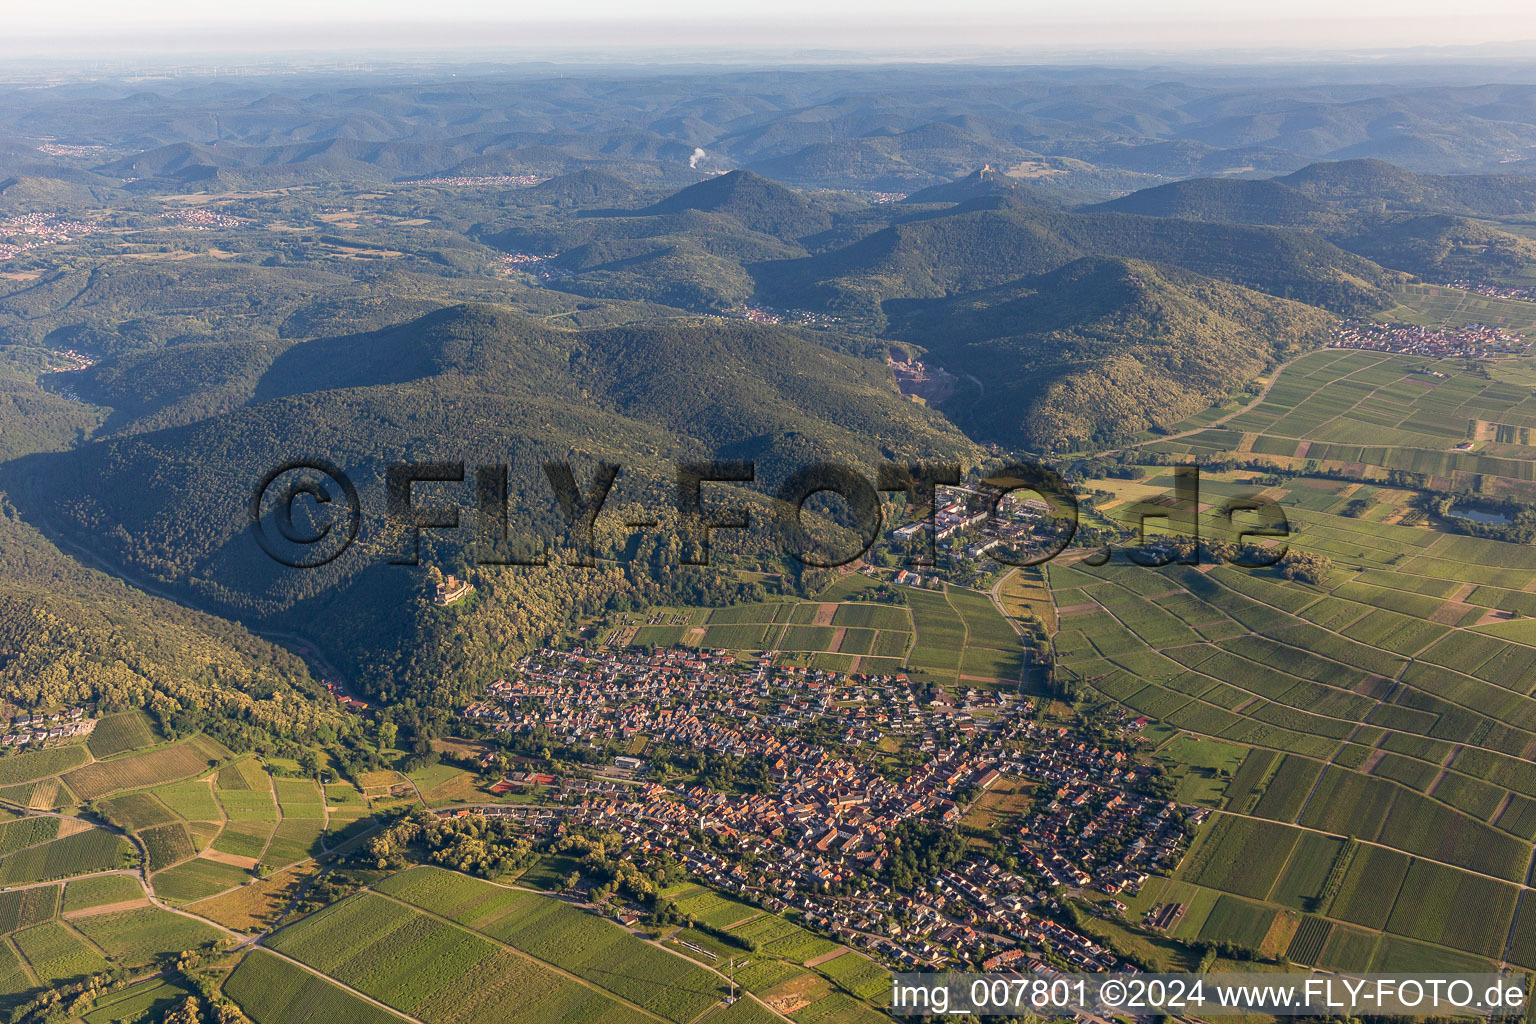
[62,874,145,912]
[267,887,662,1024]
[11,921,108,985]
[62,734,229,801]
[374,866,723,1022]
[71,906,224,967]
[0,745,89,787]
[0,827,131,885]
[225,949,404,1024]
[86,712,158,759]
[1050,458,1536,964]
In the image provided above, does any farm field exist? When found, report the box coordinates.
[79,978,195,1024]
[62,734,230,801]
[374,866,722,1022]
[0,746,89,787]
[615,585,1023,688]
[657,914,885,1019]
[0,826,132,885]
[224,949,405,1024]
[86,711,158,759]
[1152,344,1536,495]
[1058,446,1536,966]
[70,906,224,967]
[266,887,662,1024]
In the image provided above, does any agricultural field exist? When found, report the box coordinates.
[79,978,195,1024]
[153,779,224,821]
[11,921,108,985]
[0,815,60,856]
[224,949,404,1024]
[70,906,224,967]
[0,745,89,787]
[62,734,230,801]
[1154,345,1536,495]
[0,826,133,885]
[99,791,179,831]
[654,895,883,1023]
[0,886,59,934]
[375,866,723,1022]
[620,585,1019,689]
[62,874,146,913]
[86,711,158,759]
[193,862,321,931]
[267,888,660,1024]
[1060,435,1536,966]
[151,856,254,903]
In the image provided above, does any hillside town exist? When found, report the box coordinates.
[1442,279,1536,303]
[453,646,1193,973]
[1330,317,1527,357]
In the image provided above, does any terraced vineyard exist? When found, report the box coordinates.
[1056,463,1536,968]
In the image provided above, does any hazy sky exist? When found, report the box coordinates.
[7,0,1536,56]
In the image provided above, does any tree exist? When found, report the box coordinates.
[1278,550,1332,585]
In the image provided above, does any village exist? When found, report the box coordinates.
[1442,279,1536,303]
[0,212,101,261]
[412,173,546,188]
[0,705,97,747]
[163,207,243,230]
[453,645,1194,975]
[1330,317,1527,357]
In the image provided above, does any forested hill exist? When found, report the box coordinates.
[5,303,978,620]
[0,499,343,744]
[638,170,835,239]
[1087,178,1336,227]
[1278,158,1536,216]
[753,201,1397,329]
[891,256,1334,450]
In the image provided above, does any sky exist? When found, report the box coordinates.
[6,0,1536,57]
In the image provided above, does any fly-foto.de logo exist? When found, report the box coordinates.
[250,460,1289,570]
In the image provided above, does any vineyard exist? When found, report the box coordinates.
[62,734,230,801]
[267,890,656,1024]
